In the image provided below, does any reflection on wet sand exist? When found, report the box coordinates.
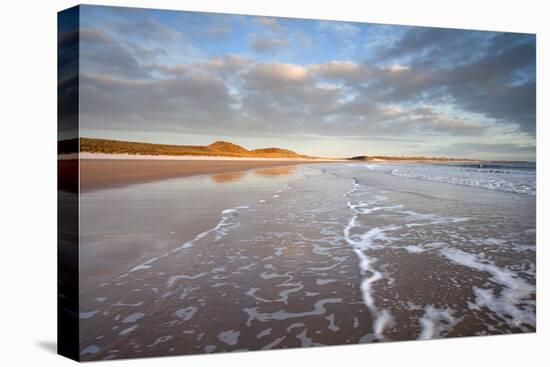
[210,166,295,184]
[210,171,248,183]
[255,166,295,177]
[78,163,535,360]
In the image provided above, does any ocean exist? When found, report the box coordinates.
[78,162,536,360]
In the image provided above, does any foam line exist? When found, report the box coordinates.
[115,204,251,280]
[343,179,395,340]
[440,248,535,329]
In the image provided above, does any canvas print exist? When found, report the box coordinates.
[58,5,536,362]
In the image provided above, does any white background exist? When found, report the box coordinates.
[0,0,547,365]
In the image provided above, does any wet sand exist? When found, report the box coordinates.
[79,166,370,360]
[78,166,309,291]
[76,163,535,360]
[78,159,328,192]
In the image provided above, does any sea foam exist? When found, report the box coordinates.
[440,248,535,329]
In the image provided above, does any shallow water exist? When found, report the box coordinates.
[78,163,535,360]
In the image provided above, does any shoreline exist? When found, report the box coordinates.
[73,159,332,193]
[59,152,345,161]
[77,160,535,359]
[58,155,496,193]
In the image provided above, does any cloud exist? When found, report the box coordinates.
[441,38,536,134]
[429,142,535,158]
[249,17,287,54]
[375,27,489,67]
[109,14,182,43]
[80,53,491,140]
[369,28,536,135]
[318,21,360,36]
[400,106,486,135]
[309,60,364,80]
[244,62,308,87]
[79,28,156,79]
[249,38,287,54]
[77,12,535,159]
[80,72,240,135]
[254,17,284,32]
[68,6,539,160]
[58,24,79,137]
[448,142,535,154]
[81,48,526,142]
[386,64,410,72]
[161,55,249,78]
[206,24,232,38]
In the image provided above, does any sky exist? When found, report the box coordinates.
[72,5,536,160]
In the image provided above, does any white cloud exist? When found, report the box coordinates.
[318,21,360,36]
[387,64,410,72]
[249,38,287,54]
[254,17,284,32]
[309,60,363,80]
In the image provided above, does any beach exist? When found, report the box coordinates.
[73,160,536,360]
[52,8,538,363]
[76,157,333,192]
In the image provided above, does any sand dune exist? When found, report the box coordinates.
[71,138,317,159]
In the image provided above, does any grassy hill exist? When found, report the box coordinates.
[208,141,251,155]
[59,138,484,162]
[251,147,304,158]
[69,138,313,159]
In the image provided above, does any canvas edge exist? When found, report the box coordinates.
[57,4,81,362]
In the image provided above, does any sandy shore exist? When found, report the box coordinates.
[77,159,330,192]
[76,160,535,360]
[73,152,340,161]
[59,157,484,193]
